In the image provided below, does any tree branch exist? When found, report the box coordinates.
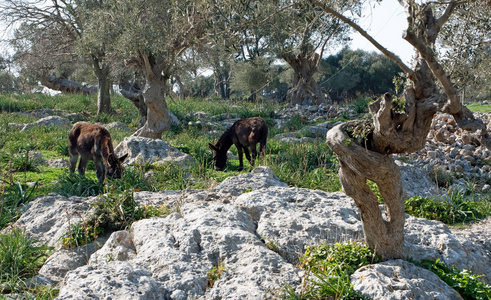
[309,0,414,77]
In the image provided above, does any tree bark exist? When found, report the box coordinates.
[91,55,112,115]
[119,79,147,127]
[127,51,173,139]
[40,74,97,95]
[311,0,491,260]
[96,65,112,115]
[327,124,405,259]
[133,75,171,139]
[173,74,187,100]
[214,70,230,99]
[283,52,328,106]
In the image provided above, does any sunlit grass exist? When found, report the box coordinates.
[467,103,491,114]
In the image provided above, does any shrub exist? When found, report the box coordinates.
[61,190,171,249]
[0,228,52,294]
[281,242,380,299]
[419,259,491,300]
[405,193,489,225]
[429,166,454,188]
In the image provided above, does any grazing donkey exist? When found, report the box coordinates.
[209,116,268,171]
[68,122,128,184]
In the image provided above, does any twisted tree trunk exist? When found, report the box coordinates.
[119,80,147,127]
[40,74,97,95]
[314,0,491,260]
[133,75,171,139]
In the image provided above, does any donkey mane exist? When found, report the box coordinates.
[216,125,236,150]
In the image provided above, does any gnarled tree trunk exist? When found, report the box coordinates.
[40,74,98,95]
[133,76,171,139]
[313,0,491,260]
[127,51,173,140]
[283,52,328,106]
[119,79,147,127]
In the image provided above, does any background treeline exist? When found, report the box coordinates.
[0,47,404,104]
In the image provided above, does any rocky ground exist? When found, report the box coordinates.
[2,166,488,299]
[4,103,491,299]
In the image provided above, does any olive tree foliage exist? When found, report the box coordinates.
[309,0,491,260]
[85,0,209,139]
[0,55,21,93]
[0,0,113,114]
[438,2,491,101]
[206,0,282,101]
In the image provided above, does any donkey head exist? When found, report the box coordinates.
[209,142,227,171]
[107,153,128,179]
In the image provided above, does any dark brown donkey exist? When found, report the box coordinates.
[68,122,128,184]
[209,116,268,171]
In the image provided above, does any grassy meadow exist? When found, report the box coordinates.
[1,93,490,299]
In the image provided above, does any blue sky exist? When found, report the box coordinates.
[345,1,415,66]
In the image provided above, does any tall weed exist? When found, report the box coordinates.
[0,228,52,294]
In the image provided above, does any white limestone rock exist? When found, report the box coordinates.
[214,166,287,199]
[89,230,136,265]
[396,160,439,199]
[7,194,92,249]
[351,259,462,300]
[114,136,195,167]
[234,187,363,263]
[57,261,170,300]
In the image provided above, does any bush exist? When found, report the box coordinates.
[61,190,171,249]
[0,228,52,294]
[419,259,491,300]
[281,242,380,299]
[405,192,490,225]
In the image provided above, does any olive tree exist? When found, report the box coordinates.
[270,1,355,105]
[309,0,491,259]
[0,0,113,114]
[87,0,208,138]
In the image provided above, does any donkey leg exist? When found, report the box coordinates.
[69,153,79,173]
[236,146,244,171]
[94,157,106,184]
[259,142,266,157]
[243,147,253,166]
[251,143,259,165]
[78,157,88,176]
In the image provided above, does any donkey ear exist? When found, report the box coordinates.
[107,153,117,164]
[208,143,218,151]
[119,153,128,162]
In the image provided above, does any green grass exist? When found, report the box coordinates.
[0,228,55,296]
[405,192,491,225]
[467,103,491,114]
[61,190,171,249]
